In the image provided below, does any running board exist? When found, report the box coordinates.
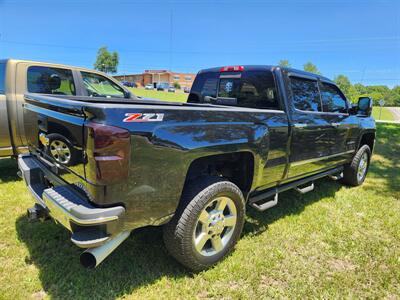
[249,193,278,211]
[329,172,343,181]
[295,182,314,194]
[248,166,344,212]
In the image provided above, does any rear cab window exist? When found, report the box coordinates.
[188,68,281,110]
[0,62,6,94]
[27,66,76,95]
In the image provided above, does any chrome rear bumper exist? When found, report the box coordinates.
[18,154,125,248]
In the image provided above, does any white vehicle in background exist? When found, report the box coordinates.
[145,83,154,90]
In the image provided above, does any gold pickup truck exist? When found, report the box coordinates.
[0,59,135,164]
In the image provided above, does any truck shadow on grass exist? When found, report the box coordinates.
[15,177,342,300]
[0,158,20,183]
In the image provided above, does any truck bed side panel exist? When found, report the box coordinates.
[83,105,289,229]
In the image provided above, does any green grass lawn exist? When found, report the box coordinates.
[372,106,395,121]
[129,88,188,103]
[0,124,399,299]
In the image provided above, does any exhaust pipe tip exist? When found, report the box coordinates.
[80,252,97,269]
[79,231,130,269]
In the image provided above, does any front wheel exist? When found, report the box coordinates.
[163,177,245,271]
[342,145,371,186]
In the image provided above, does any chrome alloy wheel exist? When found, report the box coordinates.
[357,152,368,182]
[193,196,237,257]
[50,140,71,164]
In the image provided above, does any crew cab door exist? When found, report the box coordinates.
[286,74,337,179]
[318,80,359,159]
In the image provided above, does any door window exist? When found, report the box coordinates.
[81,72,125,98]
[290,77,321,112]
[27,66,76,95]
[236,71,279,109]
[320,82,348,113]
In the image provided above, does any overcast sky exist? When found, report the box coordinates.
[0,0,399,86]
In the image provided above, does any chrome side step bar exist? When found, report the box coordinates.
[295,182,314,194]
[329,172,343,181]
[249,166,344,212]
[249,193,278,211]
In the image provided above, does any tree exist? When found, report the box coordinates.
[94,46,119,73]
[386,86,400,106]
[334,74,357,101]
[278,59,291,67]
[173,81,181,89]
[303,62,321,75]
[354,83,367,95]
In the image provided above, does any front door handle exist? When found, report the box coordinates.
[332,122,340,127]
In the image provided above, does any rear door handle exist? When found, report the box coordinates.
[332,122,340,127]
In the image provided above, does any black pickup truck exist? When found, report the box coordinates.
[18,65,375,271]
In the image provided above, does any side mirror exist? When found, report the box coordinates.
[357,97,373,117]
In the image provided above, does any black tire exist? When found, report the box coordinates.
[47,133,77,166]
[342,145,371,186]
[163,176,245,271]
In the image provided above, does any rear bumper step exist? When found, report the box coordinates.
[18,154,125,248]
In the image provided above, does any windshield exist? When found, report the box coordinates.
[81,71,125,98]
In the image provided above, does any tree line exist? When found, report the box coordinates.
[278,59,399,107]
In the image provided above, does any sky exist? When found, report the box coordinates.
[0,0,399,87]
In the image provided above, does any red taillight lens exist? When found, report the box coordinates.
[220,66,244,72]
[86,122,131,185]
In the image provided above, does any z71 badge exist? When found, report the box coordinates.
[123,113,164,122]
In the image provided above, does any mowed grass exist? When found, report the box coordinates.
[0,124,399,299]
[372,106,395,121]
[129,87,188,103]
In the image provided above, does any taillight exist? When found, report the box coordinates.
[86,122,131,185]
[220,66,244,72]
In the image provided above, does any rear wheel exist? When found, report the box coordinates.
[163,177,245,271]
[342,144,371,186]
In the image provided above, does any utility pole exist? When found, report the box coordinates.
[169,9,173,71]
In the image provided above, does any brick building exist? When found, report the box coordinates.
[114,70,196,89]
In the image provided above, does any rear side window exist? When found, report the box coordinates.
[27,66,76,95]
[188,70,280,109]
[0,62,5,94]
[290,77,321,112]
[188,72,218,102]
[319,82,347,113]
